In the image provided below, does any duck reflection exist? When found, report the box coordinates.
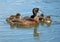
[39,21,52,27]
[7,19,52,39]
[33,24,39,37]
[45,22,52,27]
[39,21,45,26]
[9,23,38,28]
[7,22,39,37]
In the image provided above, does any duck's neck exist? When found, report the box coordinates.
[33,13,37,16]
[31,14,36,18]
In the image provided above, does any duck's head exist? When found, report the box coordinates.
[32,8,39,15]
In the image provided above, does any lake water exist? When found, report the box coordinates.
[0,0,60,42]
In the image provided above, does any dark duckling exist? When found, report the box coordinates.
[39,13,44,21]
[6,13,21,23]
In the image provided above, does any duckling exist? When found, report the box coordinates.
[13,13,21,21]
[39,13,44,21]
[6,15,15,23]
[6,13,21,23]
[9,13,20,19]
[44,16,52,23]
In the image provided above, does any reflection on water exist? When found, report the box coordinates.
[7,21,40,37]
[7,21,52,28]
[33,24,39,37]
[6,20,52,37]
[45,22,52,27]
[39,21,52,27]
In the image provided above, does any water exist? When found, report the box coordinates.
[0,0,60,42]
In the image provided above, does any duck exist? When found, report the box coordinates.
[23,8,39,21]
[11,8,39,25]
[44,16,52,23]
[39,13,44,21]
[13,16,39,25]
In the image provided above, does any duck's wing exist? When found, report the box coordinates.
[23,16,34,21]
[23,16,30,19]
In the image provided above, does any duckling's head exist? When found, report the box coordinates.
[46,16,50,18]
[40,13,44,17]
[45,16,51,23]
[16,13,21,16]
[16,13,21,18]
[32,8,39,15]
[39,13,44,21]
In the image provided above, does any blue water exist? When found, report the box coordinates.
[0,0,60,42]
